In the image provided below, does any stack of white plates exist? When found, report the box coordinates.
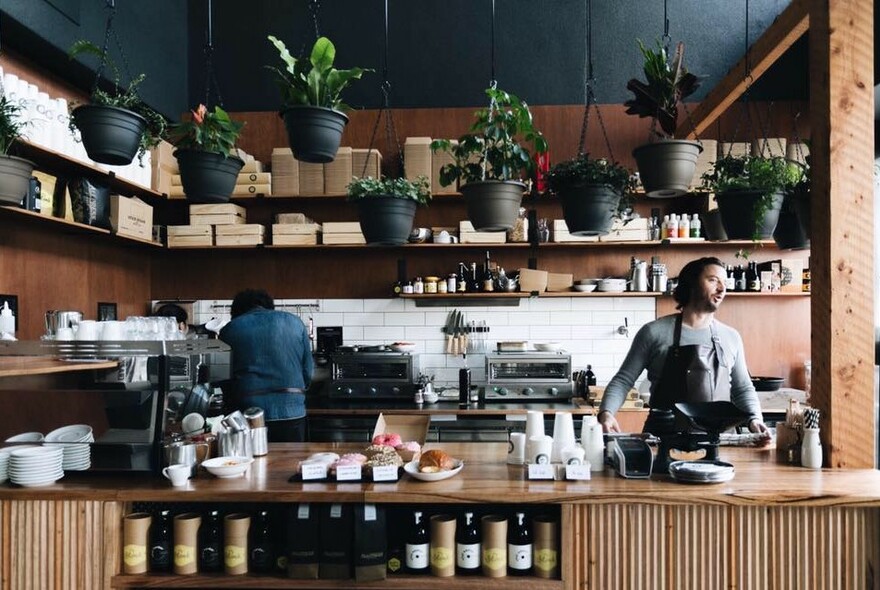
[45,424,94,471]
[0,448,12,483]
[8,446,64,487]
[669,460,735,484]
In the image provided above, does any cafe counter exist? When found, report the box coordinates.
[1,443,877,589]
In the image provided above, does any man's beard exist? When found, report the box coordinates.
[692,291,720,313]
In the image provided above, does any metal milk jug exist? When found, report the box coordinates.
[630,258,648,292]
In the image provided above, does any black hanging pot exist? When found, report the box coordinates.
[556,183,621,236]
[632,139,703,198]
[72,104,146,166]
[460,180,526,232]
[357,195,418,246]
[280,106,349,164]
[715,189,784,240]
[174,149,245,204]
[0,155,35,204]
[701,209,728,241]
[773,192,810,250]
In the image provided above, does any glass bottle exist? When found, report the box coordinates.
[405,511,430,575]
[198,510,223,573]
[456,511,481,575]
[748,261,761,292]
[149,509,172,572]
[734,265,746,292]
[724,265,735,291]
[585,365,597,395]
[507,512,533,576]
[249,510,274,574]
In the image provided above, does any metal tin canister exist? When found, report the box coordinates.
[243,407,265,429]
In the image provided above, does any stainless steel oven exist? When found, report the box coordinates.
[484,352,574,402]
[328,351,419,399]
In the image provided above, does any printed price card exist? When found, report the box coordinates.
[528,464,555,480]
[565,465,591,480]
[335,465,362,481]
[372,465,398,482]
[301,463,328,480]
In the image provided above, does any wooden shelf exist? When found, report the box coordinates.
[110,573,561,589]
[402,290,807,302]
[14,139,165,202]
[0,356,118,377]
[0,207,164,247]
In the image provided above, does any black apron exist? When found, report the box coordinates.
[643,315,732,436]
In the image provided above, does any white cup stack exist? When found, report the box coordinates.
[526,410,544,439]
[550,412,577,464]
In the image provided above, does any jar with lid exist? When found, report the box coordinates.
[438,279,448,293]
[651,263,667,293]
[414,277,424,294]
[424,276,440,294]
[402,282,414,294]
[447,274,457,293]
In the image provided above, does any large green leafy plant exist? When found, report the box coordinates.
[430,87,547,186]
[347,176,431,206]
[0,94,27,155]
[167,105,244,157]
[267,36,369,111]
[546,154,636,197]
[624,40,700,138]
[67,40,167,159]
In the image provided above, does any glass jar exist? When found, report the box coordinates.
[414,277,424,294]
[438,279,448,294]
[447,274,457,293]
[424,276,440,294]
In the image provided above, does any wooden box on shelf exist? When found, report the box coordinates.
[551,220,599,242]
[110,195,153,241]
[599,218,650,242]
[322,221,365,245]
[299,161,324,195]
[547,272,574,292]
[519,268,549,292]
[352,148,382,180]
[272,223,321,245]
[324,147,353,194]
[271,147,299,196]
[459,221,507,244]
[167,224,213,247]
[189,203,246,226]
[215,223,265,246]
[405,137,433,186]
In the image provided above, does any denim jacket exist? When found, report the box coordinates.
[219,308,314,420]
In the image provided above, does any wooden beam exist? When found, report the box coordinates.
[809,0,875,468]
[679,0,809,138]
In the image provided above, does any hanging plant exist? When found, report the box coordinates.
[67,40,167,164]
[347,176,431,246]
[0,94,35,204]
[167,104,243,157]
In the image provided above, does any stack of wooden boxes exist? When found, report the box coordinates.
[352,148,382,180]
[599,218,651,242]
[404,137,432,185]
[272,213,322,245]
[271,147,384,196]
[459,221,507,244]
[551,220,599,243]
[167,203,265,247]
[324,147,352,194]
[322,221,365,245]
[150,140,176,196]
[271,148,300,196]
[166,149,269,198]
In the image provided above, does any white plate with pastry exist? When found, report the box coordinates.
[404,450,464,481]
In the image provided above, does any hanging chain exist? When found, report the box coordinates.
[203,0,224,108]
[789,102,806,164]
[309,0,321,41]
[91,1,116,97]
[662,0,671,51]
[577,0,615,162]
[726,0,753,157]
[481,80,498,182]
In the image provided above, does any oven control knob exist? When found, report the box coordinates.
[391,387,400,395]
[344,387,353,395]
[522,387,534,396]
[369,387,378,395]
[498,387,509,396]
[549,387,559,396]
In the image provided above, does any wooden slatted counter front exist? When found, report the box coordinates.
[1,444,878,590]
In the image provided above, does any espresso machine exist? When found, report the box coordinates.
[654,401,751,471]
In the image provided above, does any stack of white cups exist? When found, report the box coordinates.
[581,415,606,472]
[551,412,577,463]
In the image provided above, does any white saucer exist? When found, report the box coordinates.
[46,425,93,444]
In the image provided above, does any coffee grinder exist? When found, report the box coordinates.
[654,401,751,472]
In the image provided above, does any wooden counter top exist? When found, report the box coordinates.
[307,397,646,416]
[0,356,118,377]
[2,443,879,507]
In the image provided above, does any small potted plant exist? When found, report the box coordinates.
[67,40,166,166]
[167,104,245,203]
[624,40,703,197]
[773,159,810,249]
[267,35,369,164]
[431,86,547,231]
[701,154,802,241]
[347,176,431,245]
[546,153,636,236]
[0,93,34,204]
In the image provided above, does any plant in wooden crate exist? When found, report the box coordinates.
[701,154,802,241]
[167,104,245,204]
[0,93,35,204]
[624,40,703,197]
[67,40,167,166]
[267,35,370,164]
[546,154,637,236]
[430,86,548,231]
[347,176,431,245]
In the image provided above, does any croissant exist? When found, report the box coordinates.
[418,449,455,473]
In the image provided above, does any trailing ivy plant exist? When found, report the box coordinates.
[67,40,167,161]
[546,153,637,208]
[430,87,547,187]
[266,36,370,111]
[347,175,432,206]
[0,94,28,155]
[702,154,803,239]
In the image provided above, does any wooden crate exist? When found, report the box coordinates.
[352,148,382,180]
[190,214,245,226]
[551,219,600,242]
[299,162,324,194]
[324,147,353,194]
[215,223,265,237]
[459,221,507,244]
[189,203,246,216]
[322,221,364,245]
[273,223,322,235]
[273,233,319,245]
[215,234,264,246]
[231,183,272,197]
[405,137,432,185]
[167,224,213,247]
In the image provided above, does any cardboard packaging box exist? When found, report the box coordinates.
[110,195,153,241]
[404,137,432,186]
[324,147,353,194]
[352,148,382,180]
[547,272,574,292]
[372,413,430,446]
[518,268,549,292]
[299,162,324,195]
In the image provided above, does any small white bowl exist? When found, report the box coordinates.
[389,342,416,353]
[576,278,600,285]
[202,456,254,479]
[5,432,44,443]
[573,284,597,292]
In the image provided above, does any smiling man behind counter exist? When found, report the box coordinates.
[598,256,770,438]
[220,289,314,442]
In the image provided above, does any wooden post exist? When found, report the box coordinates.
[809,0,875,467]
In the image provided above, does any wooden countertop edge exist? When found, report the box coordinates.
[2,445,878,507]
[0,356,119,376]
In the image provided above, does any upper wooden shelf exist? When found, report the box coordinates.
[14,139,166,202]
[0,207,164,248]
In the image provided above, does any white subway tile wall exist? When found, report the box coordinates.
[190,297,657,387]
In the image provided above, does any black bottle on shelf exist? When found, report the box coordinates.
[507,512,533,576]
[198,509,223,573]
[249,510,275,574]
[405,511,430,575]
[734,265,746,292]
[149,509,172,573]
[456,511,481,575]
[585,365,597,395]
